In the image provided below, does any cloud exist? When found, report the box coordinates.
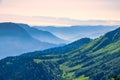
[0,14,120,26]
[0,0,120,20]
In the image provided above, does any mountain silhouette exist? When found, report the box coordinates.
[0,22,57,59]
[34,25,118,41]
[19,23,67,44]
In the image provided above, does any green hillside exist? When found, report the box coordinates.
[0,27,120,80]
[59,27,120,80]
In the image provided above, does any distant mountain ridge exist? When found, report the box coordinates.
[0,22,57,58]
[0,22,31,38]
[34,25,118,41]
[19,23,67,44]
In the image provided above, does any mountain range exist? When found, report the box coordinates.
[0,26,120,80]
[34,25,118,41]
[21,38,91,57]
[0,22,64,59]
[19,23,67,44]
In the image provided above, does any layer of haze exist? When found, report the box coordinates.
[0,0,120,26]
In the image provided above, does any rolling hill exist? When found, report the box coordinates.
[21,38,91,57]
[34,25,118,41]
[0,27,120,80]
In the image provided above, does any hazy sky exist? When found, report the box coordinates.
[0,0,120,26]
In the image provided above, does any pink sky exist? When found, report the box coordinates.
[0,0,120,25]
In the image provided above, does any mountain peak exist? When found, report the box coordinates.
[80,27,120,52]
[0,22,31,38]
[104,27,120,42]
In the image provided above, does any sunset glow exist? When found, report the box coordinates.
[0,0,120,25]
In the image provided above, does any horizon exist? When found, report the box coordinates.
[0,0,120,26]
[0,21,120,27]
